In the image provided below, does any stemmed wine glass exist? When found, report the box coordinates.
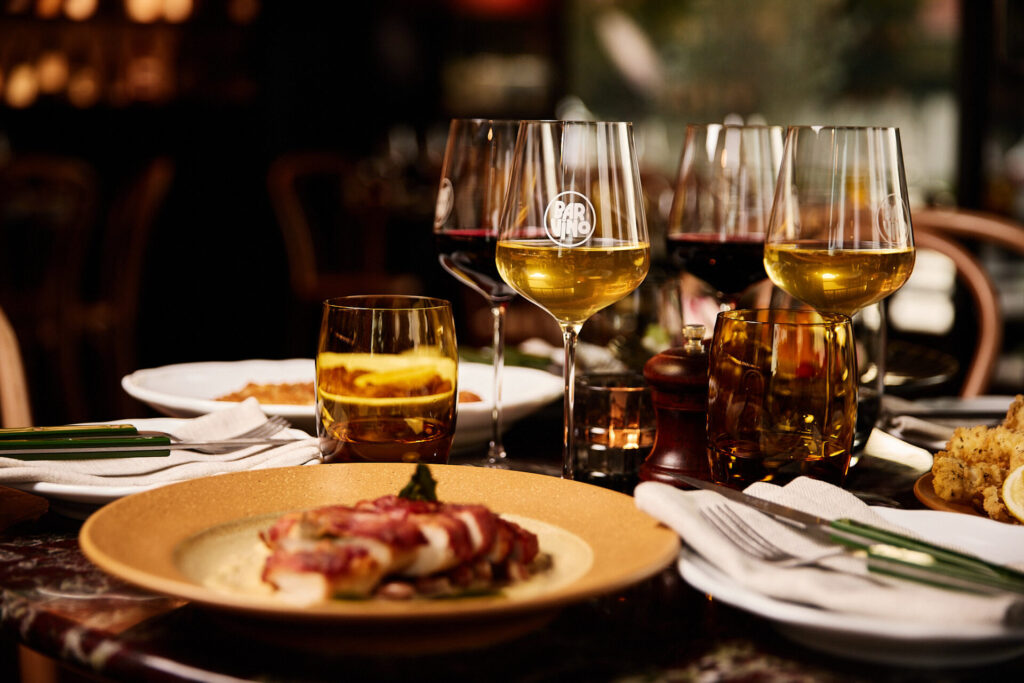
[666,124,784,309]
[764,126,916,449]
[496,120,651,479]
[434,118,519,465]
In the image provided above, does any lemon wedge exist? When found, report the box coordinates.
[353,365,438,390]
[1003,464,1024,524]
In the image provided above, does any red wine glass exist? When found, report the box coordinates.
[433,118,519,465]
[666,124,783,309]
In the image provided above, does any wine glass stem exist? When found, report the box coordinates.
[560,323,581,480]
[487,301,508,463]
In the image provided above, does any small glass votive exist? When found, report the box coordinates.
[573,372,655,492]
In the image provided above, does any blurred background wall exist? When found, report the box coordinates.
[0,0,1020,424]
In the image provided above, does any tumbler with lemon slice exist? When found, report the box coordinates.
[315,296,459,464]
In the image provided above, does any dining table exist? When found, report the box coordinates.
[0,398,1021,683]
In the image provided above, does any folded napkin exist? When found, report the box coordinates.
[0,399,320,488]
[635,477,1024,628]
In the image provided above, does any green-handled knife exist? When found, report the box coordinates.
[0,424,142,439]
[675,474,1024,595]
[0,425,171,459]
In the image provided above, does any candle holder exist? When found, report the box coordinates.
[573,372,655,492]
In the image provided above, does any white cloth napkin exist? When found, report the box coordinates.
[0,399,320,487]
[635,477,1024,628]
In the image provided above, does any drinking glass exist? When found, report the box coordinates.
[315,296,459,464]
[666,124,784,309]
[764,126,916,449]
[434,118,519,464]
[707,308,857,488]
[496,120,651,479]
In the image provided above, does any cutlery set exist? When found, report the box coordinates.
[676,475,1024,597]
[0,416,296,459]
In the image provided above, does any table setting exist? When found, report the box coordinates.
[0,399,318,515]
[1,119,1023,682]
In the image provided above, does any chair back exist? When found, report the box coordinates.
[267,151,420,301]
[903,207,1024,396]
[0,305,32,428]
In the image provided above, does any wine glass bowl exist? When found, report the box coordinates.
[764,126,916,317]
[496,120,651,479]
[666,124,784,307]
[434,119,519,463]
[434,119,519,303]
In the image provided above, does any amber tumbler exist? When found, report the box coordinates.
[316,296,459,464]
[706,308,856,488]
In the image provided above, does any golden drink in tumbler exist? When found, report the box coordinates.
[706,309,857,488]
[316,296,458,464]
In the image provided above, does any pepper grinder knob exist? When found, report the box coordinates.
[639,323,711,486]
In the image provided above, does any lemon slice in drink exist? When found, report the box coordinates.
[353,365,439,391]
[1003,465,1024,524]
[316,352,456,406]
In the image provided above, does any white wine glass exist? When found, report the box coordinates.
[496,120,651,479]
[764,125,916,449]
[434,118,519,465]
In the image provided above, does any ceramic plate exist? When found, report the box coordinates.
[121,359,563,450]
[914,472,988,518]
[680,507,1024,667]
[79,464,679,652]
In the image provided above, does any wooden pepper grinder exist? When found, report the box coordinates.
[639,324,710,486]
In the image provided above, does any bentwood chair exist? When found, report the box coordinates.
[902,208,1024,397]
[0,155,98,423]
[907,228,1002,397]
[79,158,175,417]
[267,151,421,353]
[0,304,31,429]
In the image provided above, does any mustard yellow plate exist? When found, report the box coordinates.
[79,464,678,651]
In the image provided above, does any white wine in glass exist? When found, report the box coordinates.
[496,121,651,479]
[764,126,915,450]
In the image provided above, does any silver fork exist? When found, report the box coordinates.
[148,414,292,454]
[699,503,844,567]
[698,503,1021,594]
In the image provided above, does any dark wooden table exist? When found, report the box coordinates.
[0,406,1021,682]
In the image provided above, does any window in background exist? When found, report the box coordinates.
[565,0,959,209]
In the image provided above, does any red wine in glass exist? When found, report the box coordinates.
[667,233,767,302]
[435,229,516,302]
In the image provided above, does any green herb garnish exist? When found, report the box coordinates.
[398,463,438,502]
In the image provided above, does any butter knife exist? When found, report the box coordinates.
[675,475,1024,594]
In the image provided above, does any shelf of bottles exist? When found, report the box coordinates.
[0,0,261,109]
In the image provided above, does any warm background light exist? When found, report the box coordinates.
[164,0,192,23]
[126,0,162,23]
[63,0,97,21]
[36,51,70,94]
[227,0,260,24]
[67,66,100,107]
[5,63,39,108]
[35,0,61,19]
